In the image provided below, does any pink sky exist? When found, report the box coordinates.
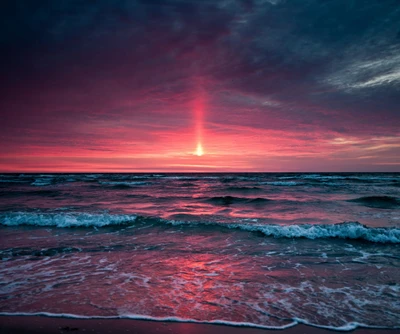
[0,1,399,172]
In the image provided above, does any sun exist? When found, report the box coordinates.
[196,142,204,156]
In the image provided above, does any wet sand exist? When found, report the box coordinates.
[0,316,398,334]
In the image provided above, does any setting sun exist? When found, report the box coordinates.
[196,142,204,156]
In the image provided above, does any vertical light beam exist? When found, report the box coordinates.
[196,142,204,156]
[194,84,205,156]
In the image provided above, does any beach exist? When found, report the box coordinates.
[1,316,399,334]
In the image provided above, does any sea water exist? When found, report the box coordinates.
[0,173,399,330]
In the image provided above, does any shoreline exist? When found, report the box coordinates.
[0,316,398,334]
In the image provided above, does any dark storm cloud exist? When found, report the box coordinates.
[211,0,400,129]
[2,0,398,101]
[0,0,238,109]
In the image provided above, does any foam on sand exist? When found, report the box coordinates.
[0,312,398,332]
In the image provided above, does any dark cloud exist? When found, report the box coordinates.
[0,0,398,171]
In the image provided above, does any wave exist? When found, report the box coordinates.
[168,221,400,244]
[284,174,400,183]
[347,196,400,209]
[299,174,345,180]
[1,212,399,243]
[205,196,271,206]
[260,181,300,186]
[31,179,53,186]
[30,175,81,186]
[99,181,149,188]
[0,212,137,228]
[0,312,396,332]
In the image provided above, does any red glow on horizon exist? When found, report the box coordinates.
[0,78,398,172]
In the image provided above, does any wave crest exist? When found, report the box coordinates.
[168,221,400,243]
[0,212,137,228]
[1,212,399,243]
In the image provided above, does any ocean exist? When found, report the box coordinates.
[0,173,399,331]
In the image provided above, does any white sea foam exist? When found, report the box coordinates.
[1,212,399,243]
[99,181,149,186]
[0,212,137,228]
[31,179,53,186]
[0,312,295,329]
[260,181,300,186]
[169,220,400,243]
[0,312,396,332]
[298,174,399,182]
[234,222,400,243]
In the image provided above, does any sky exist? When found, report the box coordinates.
[0,0,399,172]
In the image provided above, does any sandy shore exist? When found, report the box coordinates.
[0,316,398,334]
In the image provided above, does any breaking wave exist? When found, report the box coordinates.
[166,220,400,243]
[0,212,137,228]
[1,212,399,243]
[228,221,400,243]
